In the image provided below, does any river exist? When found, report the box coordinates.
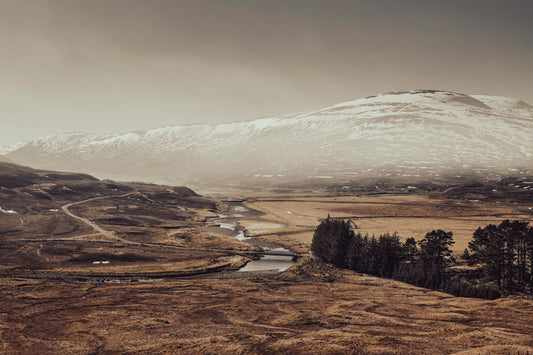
[206,199,295,272]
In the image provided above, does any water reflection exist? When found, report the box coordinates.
[210,201,296,272]
[238,255,294,272]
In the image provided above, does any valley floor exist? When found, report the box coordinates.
[235,193,533,254]
[2,185,533,354]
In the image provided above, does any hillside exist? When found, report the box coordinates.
[0,155,12,163]
[5,90,533,191]
[0,162,202,212]
[1,258,532,354]
[0,162,251,279]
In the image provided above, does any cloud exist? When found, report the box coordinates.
[0,0,532,145]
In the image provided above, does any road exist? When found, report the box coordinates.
[60,193,295,257]
[61,193,139,244]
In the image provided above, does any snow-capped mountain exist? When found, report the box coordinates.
[4,90,533,190]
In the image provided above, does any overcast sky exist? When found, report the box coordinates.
[1,0,532,146]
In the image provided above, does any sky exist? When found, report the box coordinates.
[1,0,533,146]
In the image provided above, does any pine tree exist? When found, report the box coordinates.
[402,237,418,262]
[345,232,366,272]
[311,216,354,268]
[311,215,336,263]
[526,226,533,292]
[469,220,531,292]
[469,224,505,289]
[377,233,403,277]
[418,230,455,271]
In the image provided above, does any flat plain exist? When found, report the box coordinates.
[238,193,533,254]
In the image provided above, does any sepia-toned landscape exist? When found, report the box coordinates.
[2,260,533,354]
[2,1,533,354]
[239,190,533,254]
[1,162,533,354]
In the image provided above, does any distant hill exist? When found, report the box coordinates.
[0,155,13,163]
[4,90,533,190]
[0,162,98,189]
[0,162,202,214]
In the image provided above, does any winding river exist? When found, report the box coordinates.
[206,199,296,272]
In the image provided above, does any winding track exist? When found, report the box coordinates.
[59,193,303,257]
[1,194,305,281]
[61,193,139,244]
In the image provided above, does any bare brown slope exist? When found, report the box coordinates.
[0,162,251,278]
[1,258,532,354]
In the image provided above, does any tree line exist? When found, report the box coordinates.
[467,220,533,293]
[311,216,533,299]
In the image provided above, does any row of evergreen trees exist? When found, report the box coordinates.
[310,216,456,285]
[311,216,509,299]
[467,220,533,293]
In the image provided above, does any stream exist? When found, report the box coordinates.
[206,200,296,272]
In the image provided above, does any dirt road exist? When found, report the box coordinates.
[61,193,139,244]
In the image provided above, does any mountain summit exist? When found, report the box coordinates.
[5,90,533,190]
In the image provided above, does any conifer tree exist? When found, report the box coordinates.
[468,220,531,292]
[418,230,455,271]
[311,216,354,268]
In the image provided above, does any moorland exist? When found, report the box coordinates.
[1,162,533,354]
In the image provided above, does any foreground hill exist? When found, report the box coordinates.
[5,90,533,190]
[1,258,532,354]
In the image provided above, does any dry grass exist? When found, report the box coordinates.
[0,183,253,278]
[242,194,533,253]
[3,164,533,354]
[1,258,532,354]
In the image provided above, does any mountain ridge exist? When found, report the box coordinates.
[5,90,533,190]
[0,155,13,163]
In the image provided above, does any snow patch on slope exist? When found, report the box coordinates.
[0,141,28,155]
[0,207,17,214]
[5,90,533,187]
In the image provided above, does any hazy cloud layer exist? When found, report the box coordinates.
[1,0,532,145]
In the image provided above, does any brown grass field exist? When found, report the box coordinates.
[1,258,532,354]
[238,194,533,253]
[2,163,533,354]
